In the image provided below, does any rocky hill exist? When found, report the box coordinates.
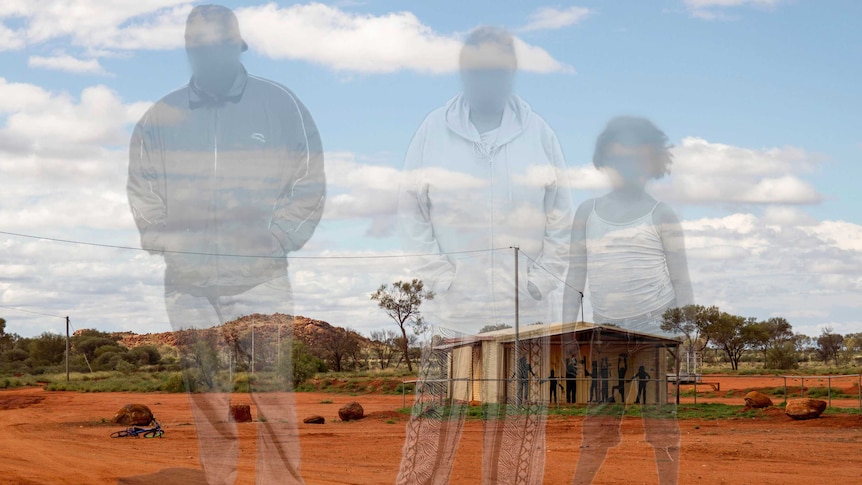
[77,314,366,351]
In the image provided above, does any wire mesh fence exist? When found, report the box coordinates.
[669,373,862,408]
[402,374,862,409]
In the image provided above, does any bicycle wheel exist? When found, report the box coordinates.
[143,430,163,438]
[110,430,129,438]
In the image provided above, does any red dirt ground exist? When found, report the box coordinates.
[1,384,861,484]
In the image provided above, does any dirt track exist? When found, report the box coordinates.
[1,386,861,484]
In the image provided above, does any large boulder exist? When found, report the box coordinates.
[785,398,827,420]
[229,404,253,423]
[113,404,154,426]
[338,401,364,421]
[303,415,325,424]
[743,391,773,409]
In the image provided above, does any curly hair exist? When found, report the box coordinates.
[593,116,673,179]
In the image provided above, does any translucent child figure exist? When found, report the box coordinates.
[563,116,693,485]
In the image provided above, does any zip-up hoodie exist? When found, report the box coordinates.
[398,94,573,328]
[127,66,325,292]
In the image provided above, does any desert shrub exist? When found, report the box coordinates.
[278,340,322,388]
[92,351,123,371]
[164,372,187,392]
[765,342,798,370]
[27,333,66,366]
[129,345,161,366]
[115,360,136,375]
[1,348,29,362]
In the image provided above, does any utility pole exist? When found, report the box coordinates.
[65,316,70,383]
[513,246,520,401]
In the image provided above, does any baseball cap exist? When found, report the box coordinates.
[185,4,249,52]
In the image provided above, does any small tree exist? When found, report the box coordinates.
[765,341,797,369]
[28,332,66,366]
[748,317,794,362]
[479,323,512,334]
[369,329,399,370]
[319,327,360,372]
[710,313,752,371]
[816,327,844,366]
[661,305,719,356]
[0,317,11,353]
[370,279,434,372]
[279,340,322,388]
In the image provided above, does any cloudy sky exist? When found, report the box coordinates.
[1,0,860,339]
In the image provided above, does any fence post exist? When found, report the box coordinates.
[402,380,406,409]
[827,376,831,408]
[801,377,805,398]
[858,375,861,410]
[693,379,697,405]
[783,376,787,406]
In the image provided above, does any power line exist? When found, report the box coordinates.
[0,304,65,319]
[0,230,506,260]
[518,250,582,295]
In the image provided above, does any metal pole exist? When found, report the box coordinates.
[783,376,787,406]
[277,324,281,366]
[801,377,804,398]
[513,246,520,405]
[65,316,70,383]
[251,325,255,374]
[827,376,831,407]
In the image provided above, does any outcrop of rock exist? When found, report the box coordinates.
[785,398,827,420]
[303,415,325,424]
[338,402,364,421]
[113,404,154,426]
[743,391,773,409]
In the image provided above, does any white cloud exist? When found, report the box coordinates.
[236,2,572,74]
[0,0,191,52]
[680,212,862,335]
[0,79,150,234]
[1,1,572,74]
[519,6,592,32]
[650,136,824,204]
[683,0,782,20]
[28,54,109,75]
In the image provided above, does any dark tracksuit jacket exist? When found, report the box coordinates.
[127,66,325,294]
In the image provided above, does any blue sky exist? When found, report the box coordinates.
[0,0,860,339]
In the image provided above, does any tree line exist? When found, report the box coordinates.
[660,305,860,370]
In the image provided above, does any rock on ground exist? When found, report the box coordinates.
[113,404,154,426]
[785,398,827,420]
[744,391,773,409]
[229,404,253,423]
[338,402,364,421]
[303,415,325,424]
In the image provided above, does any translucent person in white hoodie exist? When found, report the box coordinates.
[563,117,693,485]
[397,27,573,485]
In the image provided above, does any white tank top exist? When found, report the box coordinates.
[585,199,675,321]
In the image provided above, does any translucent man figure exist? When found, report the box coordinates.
[127,5,324,484]
[397,26,573,485]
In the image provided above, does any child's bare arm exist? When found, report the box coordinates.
[654,203,695,307]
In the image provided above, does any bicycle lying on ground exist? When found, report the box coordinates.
[110,418,163,438]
